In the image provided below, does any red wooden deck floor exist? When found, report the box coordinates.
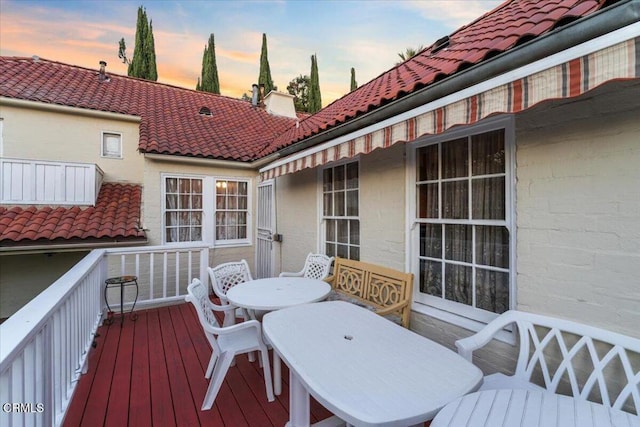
[64,303,334,427]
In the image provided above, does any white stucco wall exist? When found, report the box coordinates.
[0,104,143,184]
[515,83,640,338]
[142,158,259,271]
[273,167,317,274]
[274,143,408,275]
[358,143,406,270]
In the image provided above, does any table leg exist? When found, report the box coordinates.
[130,280,139,321]
[104,282,113,325]
[289,370,310,427]
[274,352,281,395]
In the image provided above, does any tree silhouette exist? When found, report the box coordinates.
[126,6,158,80]
[258,33,274,96]
[308,54,322,113]
[396,45,424,65]
[287,74,310,112]
[197,33,221,94]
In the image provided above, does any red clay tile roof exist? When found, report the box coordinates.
[0,0,609,161]
[0,58,298,162]
[267,0,605,151]
[0,183,145,246]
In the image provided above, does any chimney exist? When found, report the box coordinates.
[98,60,109,82]
[264,91,297,119]
[251,84,259,106]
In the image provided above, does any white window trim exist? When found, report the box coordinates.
[213,176,252,248]
[101,131,123,159]
[406,115,517,336]
[161,174,252,247]
[317,157,361,258]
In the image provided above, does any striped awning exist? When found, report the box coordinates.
[260,35,639,181]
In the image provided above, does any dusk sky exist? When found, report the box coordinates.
[0,0,502,105]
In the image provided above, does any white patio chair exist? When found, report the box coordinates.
[208,259,253,326]
[279,253,334,280]
[185,278,274,410]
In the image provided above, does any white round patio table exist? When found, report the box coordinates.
[431,389,640,427]
[225,276,331,312]
[225,276,332,396]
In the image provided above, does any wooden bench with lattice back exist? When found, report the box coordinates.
[324,257,414,328]
[455,310,640,415]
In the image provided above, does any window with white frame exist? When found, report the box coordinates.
[163,176,250,245]
[101,132,122,158]
[164,177,203,243]
[413,122,513,320]
[215,179,248,243]
[322,161,360,260]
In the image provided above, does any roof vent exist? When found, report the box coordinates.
[98,60,110,82]
[199,106,212,116]
[32,55,40,62]
[431,36,450,54]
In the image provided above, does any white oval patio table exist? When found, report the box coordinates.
[225,276,331,313]
[431,389,640,427]
[225,276,332,395]
[263,301,484,427]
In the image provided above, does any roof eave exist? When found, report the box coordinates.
[0,238,148,255]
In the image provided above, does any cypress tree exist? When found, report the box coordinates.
[198,34,220,94]
[127,6,158,81]
[145,20,158,81]
[258,33,274,96]
[350,67,358,92]
[308,54,322,113]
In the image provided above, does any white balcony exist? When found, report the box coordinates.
[0,244,210,426]
[0,157,104,206]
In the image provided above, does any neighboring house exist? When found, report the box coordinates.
[0,0,638,376]
[0,59,299,319]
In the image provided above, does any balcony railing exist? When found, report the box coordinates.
[0,244,210,426]
[0,157,104,206]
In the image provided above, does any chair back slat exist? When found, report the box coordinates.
[208,259,253,298]
[511,313,640,413]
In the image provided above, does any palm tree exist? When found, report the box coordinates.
[396,45,424,64]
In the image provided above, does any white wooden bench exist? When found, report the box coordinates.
[455,310,640,415]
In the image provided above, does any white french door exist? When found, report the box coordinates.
[256,180,275,278]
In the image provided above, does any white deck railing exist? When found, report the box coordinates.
[0,244,210,427]
[0,157,104,206]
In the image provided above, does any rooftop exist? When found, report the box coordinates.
[0,183,145,246]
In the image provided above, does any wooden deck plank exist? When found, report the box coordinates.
[63,319,109,426]
[158,305,201,426]
[105,313,135,427]
[179,302,228,425]
[79,318,120,426]
[128,311,152,427]
[236,355,289,426]
[147,308,177,427]
[65,303,365,427]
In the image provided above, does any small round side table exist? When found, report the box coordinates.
[104,275,139,326]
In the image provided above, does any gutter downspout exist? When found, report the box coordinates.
[276,0,640,157]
